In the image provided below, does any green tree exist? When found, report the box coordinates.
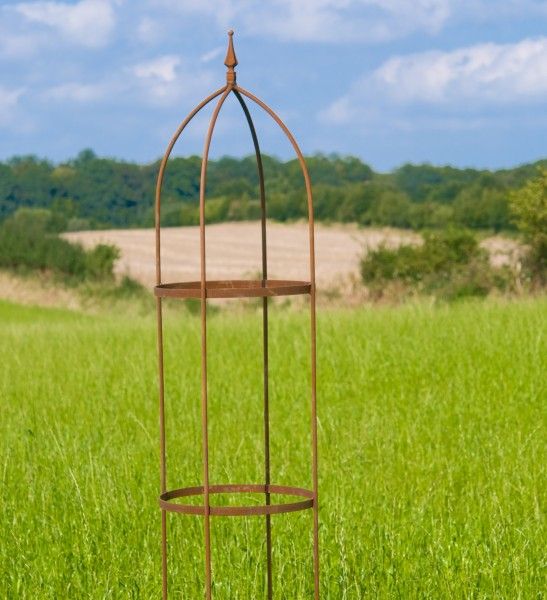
[453,186,510,231]
[510,169,547,283]
[0,151,545,232]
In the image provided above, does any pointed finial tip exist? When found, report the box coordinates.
[224,28,238,81]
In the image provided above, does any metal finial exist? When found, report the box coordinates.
[224,30,237,84]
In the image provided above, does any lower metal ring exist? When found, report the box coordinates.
[159,483,314,517]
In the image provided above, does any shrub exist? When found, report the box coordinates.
[361,244,425,284]
[361,229,504,300]
[509,168,547,285]
[0,208,119,282]
[85,244,120,280]
[0,209,87,277]
[426,259,505,301]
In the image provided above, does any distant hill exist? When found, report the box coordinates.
[1,149,545,232]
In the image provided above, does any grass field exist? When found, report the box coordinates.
[1,298,545,598]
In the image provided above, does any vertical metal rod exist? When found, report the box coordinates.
[236,86,320,599]
[156,297,168,599]
[154,86,226,599]
[233,89,272,599]
[310,280,319,600]
[262,300,272,600]
[199,88,231,600]
[161,510,167,599]
[306,167,319,600]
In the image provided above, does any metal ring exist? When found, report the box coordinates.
[159,484,314,517]
[154,279,311,299]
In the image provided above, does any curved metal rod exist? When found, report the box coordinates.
[198,87,232,600]
[232,90,267,280]
[153,83,227,600]
[232,88,273,600]
[154,85,227,285]
[199,87,231,288]
[235,84,319,600]
[235,86,316,286]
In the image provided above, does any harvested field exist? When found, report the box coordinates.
[65,222,420,289]
[65,223,521,294]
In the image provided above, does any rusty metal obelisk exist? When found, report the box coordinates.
[153,31,319,599]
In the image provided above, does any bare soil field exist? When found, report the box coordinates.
[1,223,520,308]
[65,222,521,291]
[65,222,420,291]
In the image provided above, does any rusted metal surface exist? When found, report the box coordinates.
[154,279,311,298]
[159,484,314,516]
[233,87,273,597]
[154,30,319,599]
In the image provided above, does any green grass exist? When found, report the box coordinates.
[0,298,545,598]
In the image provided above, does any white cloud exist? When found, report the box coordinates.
[201,47,224,64]
[43,82,109,102]
[39,55,214,109]
[374,37,547,103]
[131,55,215,106]
[246,0,451,43]
[15,0,116,48]
[133,55,181,82]
[147,0,451,43]
[144,0,547,44]
[322,37,547,124]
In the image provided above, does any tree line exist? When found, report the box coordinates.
[0,148,545,232]
[361,168,546,298]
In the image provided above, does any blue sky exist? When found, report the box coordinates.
[0,0,546,170]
